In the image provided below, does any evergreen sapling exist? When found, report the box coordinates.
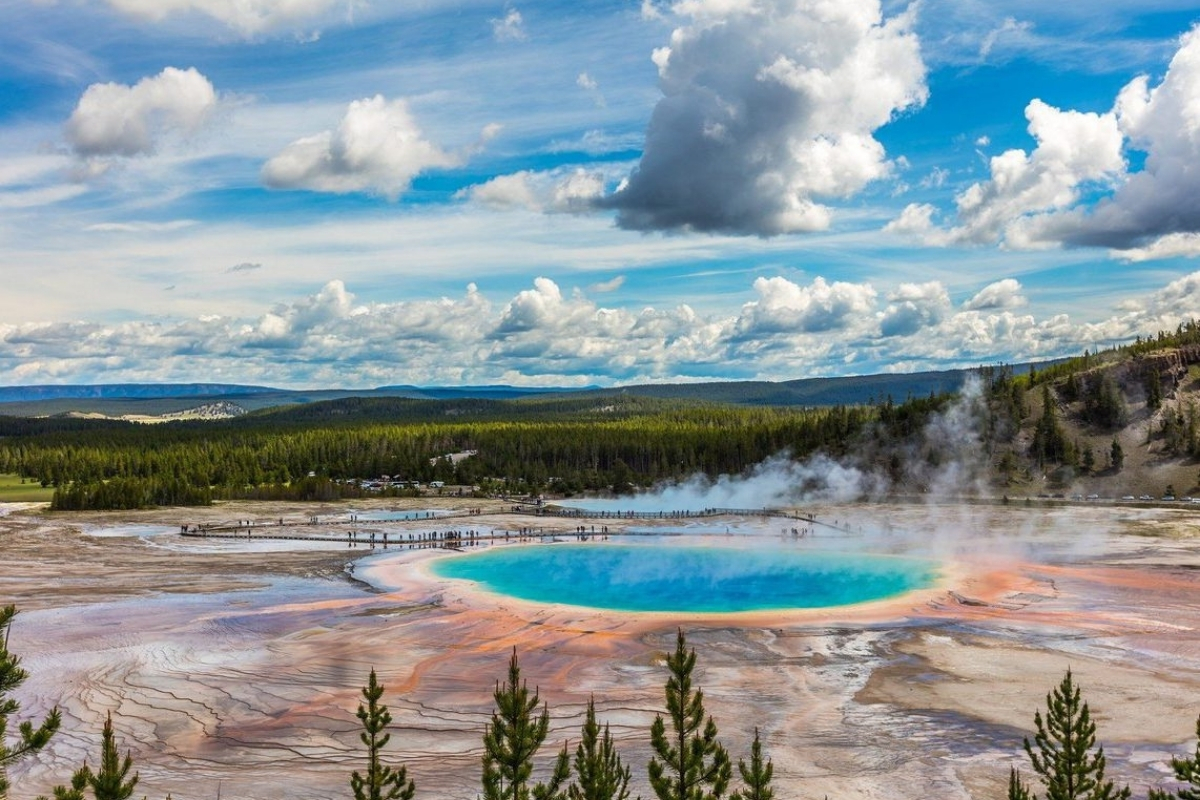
[1013,669,1130,800]
[647,630,731,800]
[351,669,415,800]
[569,698,635,800]
[482,650,569,800]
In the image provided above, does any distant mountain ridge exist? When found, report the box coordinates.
[0,365,1040,417]
[0,384,275,403]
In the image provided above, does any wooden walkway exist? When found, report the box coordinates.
[175,503,849,545]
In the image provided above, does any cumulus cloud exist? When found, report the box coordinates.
[880,281,950,337]
[487,277,726,379]
[492,8,526,41]
[605,0,927,236]
[931,99,1124,247]
[6,271,1200,387]
[247,279,356,348]
[911,24,1200,257]
[101,0,343,35]
[963,278,1026,311]
[734,276,877,337]
[261,96,465,199]
[65,67,218,158]
[460,167,607,213]
[1047,26,1200,251]
[1112,233,1200,262]
[883,202,936,236]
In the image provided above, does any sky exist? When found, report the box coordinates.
[3,0,1200,389]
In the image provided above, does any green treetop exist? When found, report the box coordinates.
[79,713,138,800]
[1150,715,1200,800]
[647,630,731,800]
[351,669,415,800]
[482,650,569,800]
[569,697,635,800]
[1012,669,1130,800]
[731,729,772,800]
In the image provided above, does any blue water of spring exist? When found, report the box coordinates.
[431,543,937,613]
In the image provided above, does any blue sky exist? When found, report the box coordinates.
[2,0,1200,388]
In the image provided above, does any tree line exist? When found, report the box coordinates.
[0,397,902,511]
[2,607,1197,800]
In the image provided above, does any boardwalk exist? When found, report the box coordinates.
[176,503,853,546]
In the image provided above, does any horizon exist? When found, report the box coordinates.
[4,1,1200,387]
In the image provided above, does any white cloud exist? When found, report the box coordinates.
[65,67,218,158]
[487,277,726,380]
[461,167,607,213]
[978,17,1034,62]
[261,95,461,199]
[7,270,1200,387]
[492,8,527,42]
[735,276,878,336]
[880,281,950,337]
[1112,233,1200,262]
[606,0,927,236]
[576,71,606,107]
[589,275,625,293]
[102,0,343,35]
[640,0,663,21]
[918,24,1200,257]
[920,98,1124,247]
[962,278,1027,311]
[1047,25,1200,250]
[883,202,936,236]
[85,220,198,233]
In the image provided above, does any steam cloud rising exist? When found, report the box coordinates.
[567,379,989,513]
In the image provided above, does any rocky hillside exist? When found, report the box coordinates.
[988,329,1200,501]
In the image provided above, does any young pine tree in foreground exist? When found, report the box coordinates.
[569,698,635,800]
[37,712,141,800]
[0,604,63,800]
[732,729,772,800]
[1150,715,1200,800]
[1009,669,1130,800]
[351,669,415,800]
[647,630,731,800]
[482,649,569,800]
[81,713,139,800]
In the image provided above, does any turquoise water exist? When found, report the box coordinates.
[431,544,937,613]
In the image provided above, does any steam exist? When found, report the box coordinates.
[566,378,989,514]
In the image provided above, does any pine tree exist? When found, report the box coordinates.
[647,630,731,800]
[569,698,634,800]
[351,669,415,800]
[1150,715,1200,800]
[1019,669,1130,800]
[79,713,138,800]
[0,604,63,799]
[1009,767,1033,800]
[731,729,772,800]
[482,649,569,800]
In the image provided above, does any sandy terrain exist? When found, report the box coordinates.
[2,498,1198,800]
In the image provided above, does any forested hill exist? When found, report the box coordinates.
[0,367,988,418]
[12,323,1200,511]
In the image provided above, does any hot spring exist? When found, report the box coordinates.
[430,543,939,613]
